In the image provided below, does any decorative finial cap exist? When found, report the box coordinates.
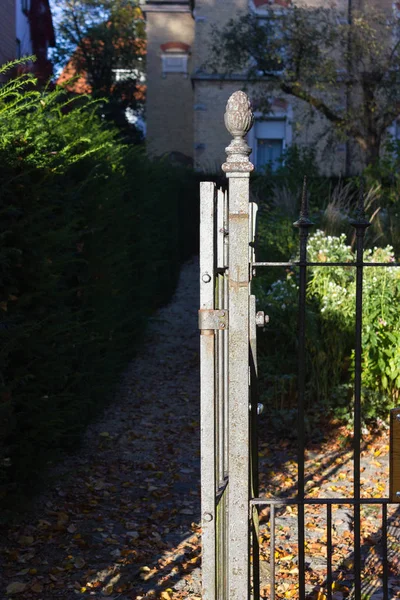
[222,91,254,175]
[224,91,254,139]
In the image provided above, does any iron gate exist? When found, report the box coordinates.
[199,91,400,600]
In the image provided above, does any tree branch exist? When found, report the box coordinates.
[280,81,341,124]
[279,80,366,146]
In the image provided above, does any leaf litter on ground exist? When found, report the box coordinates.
[1,258,400,599]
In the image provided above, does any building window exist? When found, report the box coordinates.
[257,138,283,171]
[16,38,21,59]
[160,41,190,77]
[21,0,30,14]
[253,119,287,171]
[161,54,188,76]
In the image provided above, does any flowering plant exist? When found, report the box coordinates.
[258,230,400,424]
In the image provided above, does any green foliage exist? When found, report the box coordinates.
[256,226,400,431]
[252,145,326,211]
[0,66,198,507]
[251,145,333,289]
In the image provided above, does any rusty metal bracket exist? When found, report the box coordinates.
[199,309,229,332]
[390,407,400,502]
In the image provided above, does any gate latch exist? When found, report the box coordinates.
[198,309,228,331]
[256,311,270,327]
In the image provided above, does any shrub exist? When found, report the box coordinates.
[251,145,333,212]
[0,64,198,507]
[256,228,400,430]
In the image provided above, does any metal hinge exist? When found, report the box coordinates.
[198,309,229,331]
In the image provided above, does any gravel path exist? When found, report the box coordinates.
[1,255,400,600]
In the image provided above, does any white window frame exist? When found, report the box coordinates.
[161,53,189,77]
[247,106,293,170]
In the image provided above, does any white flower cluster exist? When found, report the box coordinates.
[266,277,298,309]
[320,281,348,313]
[308,230,353,263]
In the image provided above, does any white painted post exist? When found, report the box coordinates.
[222,91,254,600]
[200,181,217,600]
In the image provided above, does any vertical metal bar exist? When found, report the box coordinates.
[350,187,370,600]
[222,91,254,600]
[354,503,361,599]
[217,188,225,487]
[223,189,229,600]
[327,504,332,600]
[251,505,260,600]
[223,490,228,600]
[270,504,276,600]
[217,311,224,480]
[382,503,388,600]
[216,189,225,600]
[218,189,225,271]
[200,181,217,600]
[216,296,221,488]
[249,292,260,600]
[249,294,259,496]
[223,190,229,479]
[294,178,313,600]
[249,202,258,267]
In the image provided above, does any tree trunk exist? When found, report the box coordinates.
[364,135,381,169]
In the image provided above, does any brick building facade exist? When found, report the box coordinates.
[143,0,396,174]
[0,0,17,68]
[0,0,55,82]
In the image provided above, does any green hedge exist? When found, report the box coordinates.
[0,66,198,507]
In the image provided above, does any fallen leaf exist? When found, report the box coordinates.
[74,557,85,569]
[18,536,34,546]
[6,582,27,595]
[103,583,114,595]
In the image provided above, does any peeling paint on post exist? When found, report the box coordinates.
[222,91,254,600]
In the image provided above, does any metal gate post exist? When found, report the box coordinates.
[222,91,254,600]
[200,181,217,600]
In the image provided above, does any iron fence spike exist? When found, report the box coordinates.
[350,177,371,228]
[294,176,314,228]
[300,175,308,219]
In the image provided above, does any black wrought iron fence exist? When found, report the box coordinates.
[199,90,399,600]
[251,180,400,599]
